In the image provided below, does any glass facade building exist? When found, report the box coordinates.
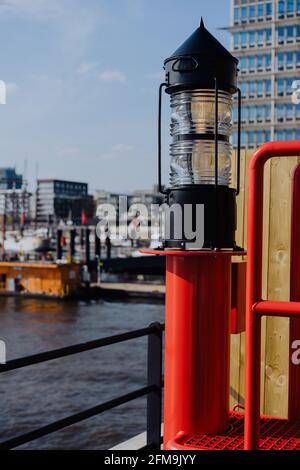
[36,179,94,224]
[0,168,23,190]
[229,0,300,148]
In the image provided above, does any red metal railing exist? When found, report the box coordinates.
[245,141,300,450]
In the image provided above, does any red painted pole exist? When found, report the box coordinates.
[163,253,232,449]
[289,162,300,420]
[246,141,300,450]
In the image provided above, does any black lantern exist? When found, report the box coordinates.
[158,18,241,250]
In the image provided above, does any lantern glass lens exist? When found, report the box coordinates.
[170,90,232,187]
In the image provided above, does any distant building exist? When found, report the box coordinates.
[228,0,300,148]
[128,186,164,209]
[0,167,23,190]
[0,168,31,224]
[94,190,128,226]
[94,186,164,226]
[36,179,94,224]
[94,190,125,211]
[0,189,31,222]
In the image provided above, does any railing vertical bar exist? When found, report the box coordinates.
[147,322,163,450]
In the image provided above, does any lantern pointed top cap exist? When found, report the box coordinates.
[163,17,239,94]
[167,17,237,64]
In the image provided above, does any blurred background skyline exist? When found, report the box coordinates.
[0,0,230,193]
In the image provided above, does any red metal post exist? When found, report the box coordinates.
[164,253,232,449]
[289,162,300,420]
[246,141,300,450]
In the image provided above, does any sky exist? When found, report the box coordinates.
[0,0,231,194]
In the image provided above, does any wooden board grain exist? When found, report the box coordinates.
[230,152,300,416]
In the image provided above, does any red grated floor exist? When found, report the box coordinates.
[181,412,300,450]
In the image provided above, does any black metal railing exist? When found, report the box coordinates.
[0,322,164,450]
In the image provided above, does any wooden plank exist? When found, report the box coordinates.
[263,157,298,417]
[260,158,271,413]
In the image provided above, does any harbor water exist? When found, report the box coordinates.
[0,297,164,449]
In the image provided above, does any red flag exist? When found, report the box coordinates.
[20,212,26,227]
[81,209,88,226]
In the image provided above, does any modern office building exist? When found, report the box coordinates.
[36,179,94,224]
[228,0,300,148]
[0,167,23,190]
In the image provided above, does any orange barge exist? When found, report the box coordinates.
[0,262,81,298]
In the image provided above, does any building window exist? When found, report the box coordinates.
[257,30,264,47]
[266,2,272,18]
[232,131,238,147]
[240,57,246,72]
[277,104,285,122]
[241,82,248,98]
[241,6,248,22]
[249,5,256,22]
[287,26,295,43]
[257,3,264,20]
[277,79,284,96]
[256,131,264,145]
[287,104,294,120]
[287,78,295,95]
[234,32,240,49]
[241,131,247,148]
[257,55,263,71]
[249,106,255,123]
[257,105,264,122]
[249,81,255,97]
[278,0,285,18]
[277,52,284,70]
[250,55,257,71]
[277,27,285,44]
[287,51,294,69]
[257,81,263,97]
[287,0,295,17]
[248,131,255,148]
[241,31,247,48]
[234,7,240,24]
[276,130,285,141]
[233,107,238,124]
[241,107,247,123]
[250,30,256,47]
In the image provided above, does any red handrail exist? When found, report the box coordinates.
[245,141,300,450]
